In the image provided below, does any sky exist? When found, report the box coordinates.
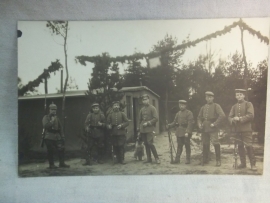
[18,18,270,95]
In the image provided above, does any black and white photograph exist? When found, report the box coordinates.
[18,18,269,177]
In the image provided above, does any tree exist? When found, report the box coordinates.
[122,52,149,87]
[85,53,125,118]
[147,34,188,127]
[46,21,69,133]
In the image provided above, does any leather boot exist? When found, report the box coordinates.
[119,146,126,165]
[214,144,221,167]
[59,151,70,168]
[203,144,209,164]
[237,145,246,169]
[185,144,191,164]
[47,150,55,168]
[247,146,257,171]
[143,144,152,163]
[97,147,104,164]
[173,144,182,164]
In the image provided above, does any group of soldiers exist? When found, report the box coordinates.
[167,89,257,171]
[42,89,257,171]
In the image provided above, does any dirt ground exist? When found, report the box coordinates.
[18,132,264,177]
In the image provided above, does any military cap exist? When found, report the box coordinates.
[49,103,57,110]
[235,89,246,93]
[178,100,187,104]
[112,101,120,105]
[141,94,149,99]
[205,91,214,96]
[91,103,99,108]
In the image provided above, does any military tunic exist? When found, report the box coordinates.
[107,110,129,146]
[197,103,225,133]
[169,109,194,137]
[228,100,254,132]
[197,102,225,145]
[85,112,106,138]
[138,104,158,133]
[228,100,254,146]
[42,115,63,140]
[107,110,129,135]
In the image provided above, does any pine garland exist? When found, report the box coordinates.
[76,19,269,65]
[18,60,63,96]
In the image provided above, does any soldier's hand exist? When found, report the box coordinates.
[98,122,102,126]
[233,117,240,121]
[51,116,56,122]
[143,123,148,127]
[117,124,122,129]
[210,123,215,127]
[185,133,189,137]
[107,124,112,130]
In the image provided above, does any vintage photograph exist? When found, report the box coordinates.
[18,18,269,177]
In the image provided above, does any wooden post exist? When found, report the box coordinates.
[240,25,249,100]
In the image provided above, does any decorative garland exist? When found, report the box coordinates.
[18,60,63,96]
[76,19,269,65]
[19,19,269,96]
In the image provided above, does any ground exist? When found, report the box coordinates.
[18,132,264,177]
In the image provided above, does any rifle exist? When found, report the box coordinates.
[166,120,174,164]
[233,139,238,169]
[40,128,45,148]
[107,124,117,165]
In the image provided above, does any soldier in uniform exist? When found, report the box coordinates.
[107,101,129,164]
[228,89,257,171]
[83,103,106,165]
[138,94,160,164]
[42,103,70,169]
[167,100,194,164]
[197,91,225,166]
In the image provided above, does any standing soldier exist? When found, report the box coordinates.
[83,103,106,165]
[167,100,194,164]
[138,94,160,164]
[197,91,225,166]
[228,89,257,171]
[42,103,70,169]
[107,101,129,164]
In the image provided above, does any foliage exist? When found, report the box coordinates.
[18,60,63,96]
[84,53,125,118]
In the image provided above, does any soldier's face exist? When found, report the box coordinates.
[92,106,99,113]
[113,103,120,109]
[179,104,186,110]
[50,109,56,115]
[142,98,149,105]
[236,93,245,101]
[206,96,214,103]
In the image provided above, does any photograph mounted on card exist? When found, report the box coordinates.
[18,18,269,177]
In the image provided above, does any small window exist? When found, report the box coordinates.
[126,96,132,119]
[152,99,156,107]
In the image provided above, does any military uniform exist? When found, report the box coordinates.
[168,100,194,164]
[83,103,106,165]
[197,91,225,166]
[138,94,160,164]
[107,101,129,164]
[228,89,257,170]
[42,103,69,169]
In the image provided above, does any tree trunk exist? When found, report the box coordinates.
[240,26,249,100]
[62,21,69,135]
